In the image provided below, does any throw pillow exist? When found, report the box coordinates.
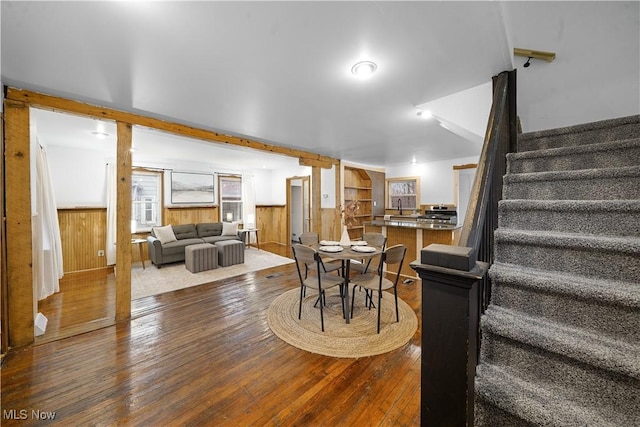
[153,225,177,245]
[222,221,238,236]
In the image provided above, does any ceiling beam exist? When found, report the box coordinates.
[6,87,340,167]
[299,156,334,169]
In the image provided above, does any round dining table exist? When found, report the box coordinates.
[314,242,383,324]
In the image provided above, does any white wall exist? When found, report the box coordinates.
[386,155,480,206]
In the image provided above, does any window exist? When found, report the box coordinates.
[219,175,242,222]
[131,170,163,232]
[387,177,419,211]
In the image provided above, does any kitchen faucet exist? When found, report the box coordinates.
[398,198,403,215]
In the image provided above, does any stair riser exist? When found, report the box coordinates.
[507,144,640,174]
[503,175,640,200]
[480,333,640,424]
[494,241,639,282]
[475,398,532,427]
[489,280,638,342]
[498,208,640,237]
[518,122,640,152]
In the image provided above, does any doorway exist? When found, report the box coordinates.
[286,176,310,244]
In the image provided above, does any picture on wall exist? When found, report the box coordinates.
[171,172,215,204]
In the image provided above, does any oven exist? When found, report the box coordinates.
[418,204,458,225]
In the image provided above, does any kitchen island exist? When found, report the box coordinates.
[364,216,461,278]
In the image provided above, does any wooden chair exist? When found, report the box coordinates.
[350,232,387,274]
[349,244,406,333]
[298,232,342,278]
[292,244,345,332]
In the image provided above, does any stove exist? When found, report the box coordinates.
[418,204,458,225]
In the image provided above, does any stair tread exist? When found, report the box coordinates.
[499,199,640,213]
[489,262,640,308]
[495,228,640,254]
[504,165,640,183]
[518,115,640,143]
[482,305,640,379]
[509,137,640,160]
[476,363,633,427]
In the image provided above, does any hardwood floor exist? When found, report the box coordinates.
[2,242,421,425]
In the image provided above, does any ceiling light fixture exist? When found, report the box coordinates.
[417,110,433,119]
[91,131,109,139]
[351,60,377,77]
[523,57,532,68]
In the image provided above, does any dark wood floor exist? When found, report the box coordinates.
[2,243,421,425]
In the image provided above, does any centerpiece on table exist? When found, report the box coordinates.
[336,200,359,246]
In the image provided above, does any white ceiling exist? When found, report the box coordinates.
[2,2,639,170]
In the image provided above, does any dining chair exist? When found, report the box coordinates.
[350,232,387,274]
[298,232,342,278]
[349,244,406,333]
[292,244,345,332]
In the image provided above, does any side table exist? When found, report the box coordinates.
[131,238,147,269]
[244,229,260,250]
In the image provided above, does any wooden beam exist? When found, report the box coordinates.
[4,99,34,346]
[311,167,322,234]
[6,87,339,167]
[298,157,334,169]
[115,122,132,320]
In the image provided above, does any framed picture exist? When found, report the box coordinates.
[171,172,215,204]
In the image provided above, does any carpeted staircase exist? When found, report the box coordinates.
[474,115,640,426]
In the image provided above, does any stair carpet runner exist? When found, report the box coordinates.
[474,115,640,426]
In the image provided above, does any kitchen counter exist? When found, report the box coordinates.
[368,219,461,231]
[365,218,461,278]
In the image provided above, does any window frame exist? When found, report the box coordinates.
[218,174,243,223]
[131,169,163,233]
[386,176,420,211]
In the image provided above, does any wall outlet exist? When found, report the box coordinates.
[98,250,105,257]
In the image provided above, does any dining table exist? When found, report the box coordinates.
[315,240,383,324]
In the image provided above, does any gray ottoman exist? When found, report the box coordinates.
[215,240,245,267]
[185,243,218,273]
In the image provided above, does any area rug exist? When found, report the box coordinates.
[131,247,294,300]
[267,287,418,358]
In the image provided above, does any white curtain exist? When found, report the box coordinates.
[242,172,257,243]
[106,163,117,265]
[33,144,64,300]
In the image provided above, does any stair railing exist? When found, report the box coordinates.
[410,69,517,426]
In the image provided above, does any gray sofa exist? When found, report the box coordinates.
[147,223,245,268]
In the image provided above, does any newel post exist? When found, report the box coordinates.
[411,244,488,427]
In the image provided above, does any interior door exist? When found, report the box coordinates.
[302,176,310,233]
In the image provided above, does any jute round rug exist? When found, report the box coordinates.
[267,287,418,358]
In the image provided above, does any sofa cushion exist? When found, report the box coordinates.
[196,222,223,238]
[160,238,204,256]
[172,224,198,240]
[222,221,238,236]
[152,225,177,245]
[202,235,240,244]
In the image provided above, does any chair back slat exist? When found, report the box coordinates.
[383,244,406,265]
[363,232,387,249]
[299,232,319,246]
[292,244,317,265]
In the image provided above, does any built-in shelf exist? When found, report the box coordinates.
[344,166,373,240]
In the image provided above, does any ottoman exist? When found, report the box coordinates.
[215,240,245,267]
[185,243,218,273]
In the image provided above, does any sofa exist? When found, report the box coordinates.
[147,223,245,268]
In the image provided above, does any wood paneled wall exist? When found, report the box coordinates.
[256,205,286,244]
[58,209,108,273]
[164,206,219,225]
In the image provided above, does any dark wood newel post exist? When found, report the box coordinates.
[411,252,488,426]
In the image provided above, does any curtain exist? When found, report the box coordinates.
[33,143,64,300]
[106,163,117,265]
[242,172,257,243]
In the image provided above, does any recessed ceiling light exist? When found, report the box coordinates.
[351,60,377,77]
[92,131,109,139]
